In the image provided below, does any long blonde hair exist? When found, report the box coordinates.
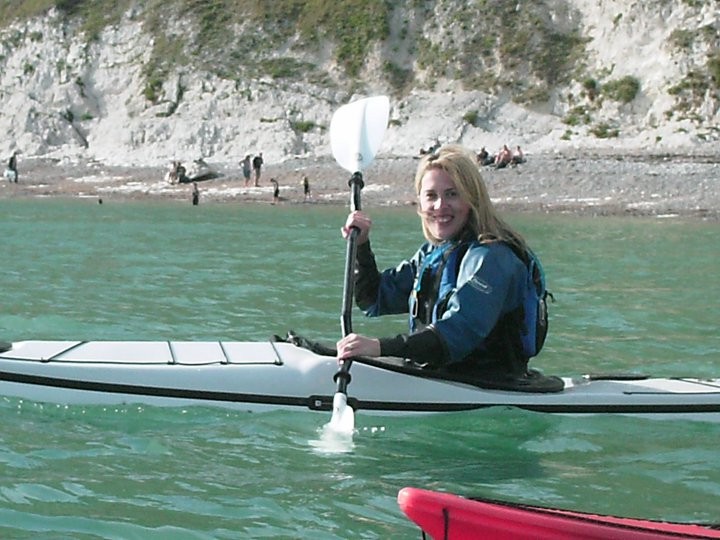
[414,144,528,256]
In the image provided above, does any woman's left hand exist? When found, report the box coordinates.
[336,333,381,360]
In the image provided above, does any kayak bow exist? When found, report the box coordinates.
[398,487,720,540]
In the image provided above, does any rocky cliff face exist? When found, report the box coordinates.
[0,1,717,167]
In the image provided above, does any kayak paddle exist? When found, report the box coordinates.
[326,95,390,434]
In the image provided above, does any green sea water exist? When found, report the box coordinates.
[0,199,719,539]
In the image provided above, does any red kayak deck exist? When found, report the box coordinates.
[398,487,720,540]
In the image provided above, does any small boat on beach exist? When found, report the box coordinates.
[1,339,719,421]
[397,487,720,539]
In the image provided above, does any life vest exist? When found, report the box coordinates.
[409,242,466,331]
[409,241,550,359]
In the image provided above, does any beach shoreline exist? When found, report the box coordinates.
[1,152,719,220]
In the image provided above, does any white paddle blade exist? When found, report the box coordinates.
[330,95,390,173]
[327,392,355,434]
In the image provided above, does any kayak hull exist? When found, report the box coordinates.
[397,487,720,540]
[1,340,720,419]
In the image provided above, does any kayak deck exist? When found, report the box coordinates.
[398,487,720,539]
[0,340,283,365]
[0,340,719,419]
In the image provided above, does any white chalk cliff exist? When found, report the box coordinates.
[0,1,717,167]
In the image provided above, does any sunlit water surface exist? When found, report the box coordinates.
[0,199,718,538]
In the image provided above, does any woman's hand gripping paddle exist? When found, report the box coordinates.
[326,96,390,435]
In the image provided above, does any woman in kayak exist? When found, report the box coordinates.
[337,144,542,379]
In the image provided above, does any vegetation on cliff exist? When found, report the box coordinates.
[0,0,717,160]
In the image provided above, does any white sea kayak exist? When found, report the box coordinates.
[0,340,719,421]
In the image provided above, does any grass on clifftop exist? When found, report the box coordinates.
[0,0,390,78]
[0,0,587,101]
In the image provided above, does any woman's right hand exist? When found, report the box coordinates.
[341,210,372,244]
[336,333,381,360]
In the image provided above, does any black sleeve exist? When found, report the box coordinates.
[354,241,382,310]
[378,327,450,367]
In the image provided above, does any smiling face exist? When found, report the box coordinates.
[418,167,471,242]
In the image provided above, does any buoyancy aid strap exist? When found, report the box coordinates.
[433,242,470,320]
[410,244,447,321]
[410,242,470,328]
[410,242,460,325]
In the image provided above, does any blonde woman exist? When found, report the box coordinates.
[336,144,544,380]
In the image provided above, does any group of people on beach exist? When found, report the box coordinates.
[240,152,264,186]
[236,152,311,204]
[166,161,190,184]
[420,141,527,170]
[186,156,311,206]
[262,175,311,205]
[477,144,526,169]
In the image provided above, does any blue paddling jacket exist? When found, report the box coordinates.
[354,238,530,376]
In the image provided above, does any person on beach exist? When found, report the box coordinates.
[302,175,310,200]
[494,144,513,169]
[477,146,494,167]
[419,138,441,156]
[336,144,545,379]
[5,150,18,182]
[241,155,252,186]
[166,161,190,184]
[191,182,199,205]
[511,145,526,165]
[270,178,279,204]
[252,152,264,186]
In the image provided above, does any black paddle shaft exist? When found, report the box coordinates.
[335,171,364,393]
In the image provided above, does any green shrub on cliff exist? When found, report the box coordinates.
[602,76,641,103]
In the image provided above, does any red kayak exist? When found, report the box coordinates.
[397,487,720,540]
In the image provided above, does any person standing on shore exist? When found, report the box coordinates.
[270,178,279,204]
[335,144,546,380]
[191,182,200,206]
[302,175,310,201]
[5,150,18,182]
[252,152,264,186]
[241,155,252,186]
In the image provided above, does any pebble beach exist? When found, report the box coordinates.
[2,150,720,220]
